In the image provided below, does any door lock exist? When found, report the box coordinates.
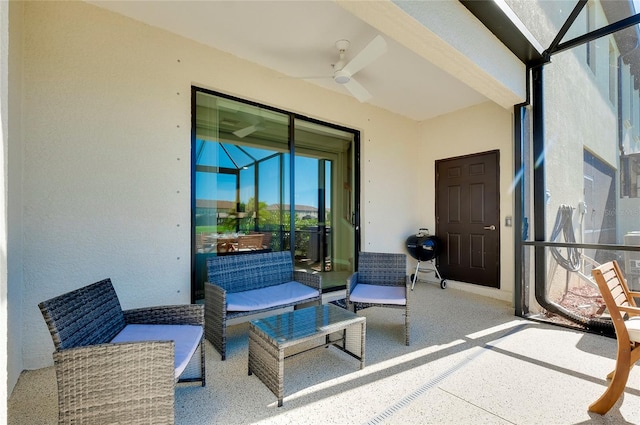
[484,225,496,231]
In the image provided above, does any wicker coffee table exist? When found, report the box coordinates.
[248,303,366,406]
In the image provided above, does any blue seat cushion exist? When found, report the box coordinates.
[111,324,203,378]
[227,281,319,311]
[350,284,406,305]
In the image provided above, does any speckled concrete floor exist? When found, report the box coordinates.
[8,283,640,424]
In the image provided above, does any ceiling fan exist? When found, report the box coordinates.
[232,109,266,139]
[288,35,388,103]
[233,121,264,138]
[233,35,387,138]
[328,35,387,102]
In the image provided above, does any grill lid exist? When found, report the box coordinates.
[406,229,441,261]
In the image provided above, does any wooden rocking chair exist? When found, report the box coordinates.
[589,260,640,414]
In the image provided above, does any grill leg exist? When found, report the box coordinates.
[411,261,420,290]
[432,260,442,280]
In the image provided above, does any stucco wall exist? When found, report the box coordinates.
[1,0,10,415]
[6,0,25,398]
[19,1,430,370]
[420,102,515,302]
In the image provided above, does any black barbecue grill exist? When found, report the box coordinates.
[405,228,446,290]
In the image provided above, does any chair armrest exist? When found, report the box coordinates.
[204,282,227,359]
[346,272,359,296]
[204,282,227,306]
[405,275,410,303]
[53,341,175,423]
[619,305,640,317]
[629,291,640,302]
[293,270,322,291]
[204,282,227,318]
[123,304,204,326]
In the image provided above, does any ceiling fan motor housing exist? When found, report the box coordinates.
[334,69,351,84]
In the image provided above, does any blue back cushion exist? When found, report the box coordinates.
[206,251,294,293]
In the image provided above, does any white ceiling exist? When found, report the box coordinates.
[89,1,489,121]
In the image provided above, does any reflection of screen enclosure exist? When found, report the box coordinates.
[583,150,616,265]
[192,90,356,302]
[522,2,640,331]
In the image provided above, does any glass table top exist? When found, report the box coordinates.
[250,304,362,343]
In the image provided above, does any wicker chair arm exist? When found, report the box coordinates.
[204,282,227,359]
[204,283,226,327]
[346,272,360,296]
[204,282,227,311]
[293,270,322,291]
[123,304,204,326]
[404,276,410,301]
[53,341,175,424]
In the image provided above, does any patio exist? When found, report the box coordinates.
[8,282,639,424]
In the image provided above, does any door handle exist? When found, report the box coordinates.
[484,225,496,231]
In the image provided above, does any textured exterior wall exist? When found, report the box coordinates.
[5,0,25,400]
[1,0,9,414]
[19,1,428,369]
[420,102,515,302]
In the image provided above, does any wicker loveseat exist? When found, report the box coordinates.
[38,278,205,425]
[205,250,322,360]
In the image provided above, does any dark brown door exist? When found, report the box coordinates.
[436,150,500,288]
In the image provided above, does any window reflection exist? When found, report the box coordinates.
[192,90,356,302]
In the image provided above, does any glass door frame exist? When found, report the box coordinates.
[190,86,361,302]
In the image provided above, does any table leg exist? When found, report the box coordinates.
[277,347,284,407]
[359,321,366,369]
[248,325,286,406]
[343,320,366,368]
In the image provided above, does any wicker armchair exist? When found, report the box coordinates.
[39,278,205,425]
[347,252,410,345]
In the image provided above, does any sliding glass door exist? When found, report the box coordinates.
[292,118,356,282]
[191,88,358,302]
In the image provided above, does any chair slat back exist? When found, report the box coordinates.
[593,261,636,309]
[250,231,272,249]
[207,250,293,292]
[357,252,407,286]
[592,261,636,343]
[237,234,264,250]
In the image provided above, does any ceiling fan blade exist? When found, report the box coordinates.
[236,109,262,125]
[233,107,267,138]
[343,77,372,103]
[342,35,387,76]
[280,75,333,80]
[233,124,260,138]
